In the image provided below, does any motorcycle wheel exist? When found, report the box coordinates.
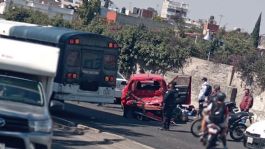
[206,134,217,149]
[190,118,202,137]
[230,123,247,141]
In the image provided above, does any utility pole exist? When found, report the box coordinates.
[219,14,223,26]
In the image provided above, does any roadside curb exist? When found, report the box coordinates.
[77,124,101,133]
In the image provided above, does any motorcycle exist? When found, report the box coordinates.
[191,101,239,137]
[191,107,253,141]
[204,123,222,149]
[228,111,253,141]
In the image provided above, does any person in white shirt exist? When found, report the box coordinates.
[197,77,210,117]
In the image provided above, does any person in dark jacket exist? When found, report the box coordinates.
[161,82,179,130]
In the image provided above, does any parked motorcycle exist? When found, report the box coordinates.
[172,104,189,123]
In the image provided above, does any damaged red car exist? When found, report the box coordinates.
[121,73,193,122]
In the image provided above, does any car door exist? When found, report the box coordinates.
[168,75,192,105]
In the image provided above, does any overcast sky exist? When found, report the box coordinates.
[110,0,265,34]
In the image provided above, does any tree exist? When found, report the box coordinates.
[4,7,50,25]
[251,12,262,48]
[254,55,265,89]
[50,15,72,28]
[4,7,31,22]
[78,0,101,25]
[137,28,190,74]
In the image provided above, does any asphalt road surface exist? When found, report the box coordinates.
[52,102,246,149]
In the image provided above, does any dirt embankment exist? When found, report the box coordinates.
[164,57,265,121]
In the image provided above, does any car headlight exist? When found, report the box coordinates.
[29,119,52,133]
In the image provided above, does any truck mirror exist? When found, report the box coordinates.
[49,100,64,111]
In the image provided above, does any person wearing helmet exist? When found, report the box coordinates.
[200,92,229,149]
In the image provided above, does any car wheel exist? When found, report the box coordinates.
[123,106,134,118]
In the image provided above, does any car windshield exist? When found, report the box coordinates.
[0,75,43,106]
[134,80,161,91]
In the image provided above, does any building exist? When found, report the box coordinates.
[203,16,219,35]
[130,7,157,19]
[0,0,75,21]
[60,0,82,9]
[160,0,188,20]
[106,10,173,31]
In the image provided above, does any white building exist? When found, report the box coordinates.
[160,0,188,20]
[60,0,82,9]
[0,0,75,21]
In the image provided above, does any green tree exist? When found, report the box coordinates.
[85,16,109,34]
[24,9,50,25]
[4,7,31,22]
[78,0,101,25]
[251,13,262,48]
[137,28,190,74]
[254,55,265,89]
[4,7,50,25]
[112,26,140,77]
[50,15,72,28]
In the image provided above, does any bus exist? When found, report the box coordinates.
[0,20,119,103]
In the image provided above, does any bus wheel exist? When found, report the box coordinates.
[114,98,121,104]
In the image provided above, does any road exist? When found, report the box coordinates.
[52,101,246,149]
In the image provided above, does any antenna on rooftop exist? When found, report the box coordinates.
[129,2,132,11]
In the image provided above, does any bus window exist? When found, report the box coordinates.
[66,51,80,67]
[82,51,102,69]
[104,55,116,70]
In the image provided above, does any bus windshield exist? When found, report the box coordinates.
[82,51,102,69]
[0,75,43,106]
[104,55,116,70]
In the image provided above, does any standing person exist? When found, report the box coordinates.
[198,77,211,117]
[239,88,254,112]
[161,82,178,130]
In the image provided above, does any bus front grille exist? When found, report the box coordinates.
[79,81,99,91]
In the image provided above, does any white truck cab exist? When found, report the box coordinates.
[244,120,265,149]
[0,38,59,149]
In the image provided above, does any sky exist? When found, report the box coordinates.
[110,0,265,34]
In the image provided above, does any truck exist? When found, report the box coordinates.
[0,37,59,149]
